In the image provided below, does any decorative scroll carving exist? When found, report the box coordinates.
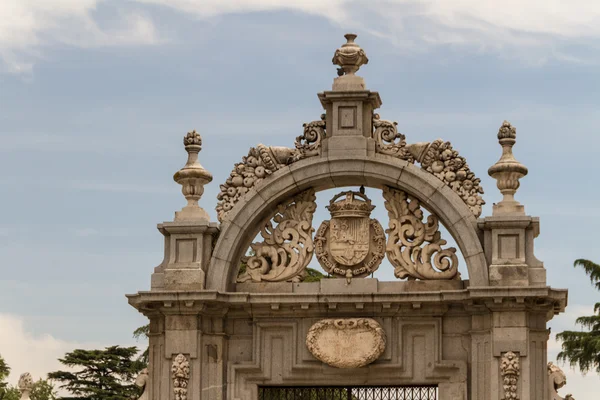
[135,368,149,400]
[373,114,485,217]
[548,362,575,400]
[216,117,325,222]
[500,351,520,400]
[172,354,190,400]
[306,318,385,368]
[18,373,33,400]
[293,114,325,160]
[315,190,385,281]
[382,186,459,280]
[237,188,317,283]
[373,114,414,162]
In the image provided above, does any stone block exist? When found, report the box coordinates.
[489,264,528,286]
[320,277,378,293]
[164,269,204,290]
[165,329,198,357]
[235,282,294,293]
[293,282,321,293]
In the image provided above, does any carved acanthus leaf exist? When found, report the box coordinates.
[500,351,520,400]
[216,116,325,222]
[172,354,190,400]
[382,186,459,280]
[237,188,317,283]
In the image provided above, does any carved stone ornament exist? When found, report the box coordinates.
[548,362,575,400]
[216,116,324,222]
[172,354,190,400]
[314,190,385,281]
[500,351,520,400]
[306,318,385,368]
[373,114,485,217]
[18,372,33,400]
[237,188,317,283]
[135,367,149,400]
[382,186,459,280]
[332,33,369,76]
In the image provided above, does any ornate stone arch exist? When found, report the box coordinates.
[207,154,488,291]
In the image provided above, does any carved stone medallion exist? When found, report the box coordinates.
[315,190,385,280]
[306,318,386,369]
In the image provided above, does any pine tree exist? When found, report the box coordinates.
[48,346,144,400]
[556,259,600,374]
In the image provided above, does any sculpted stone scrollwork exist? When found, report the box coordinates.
[382,186,459,280]
[216,117,325,222]
[237,189,317,283]
[135,368,149,400]
[373,114,485,217]
[548,362,575,400]
[172,354,190,400]
[314,189,385,281]
[306,318,385,368]
[18,373,33,400]
[500,351,520,400]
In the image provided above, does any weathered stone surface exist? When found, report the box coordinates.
[306,318,386,368]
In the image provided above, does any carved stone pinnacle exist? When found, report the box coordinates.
[173,130,213,221]
[488,121,528,215]
[332,33,369,76]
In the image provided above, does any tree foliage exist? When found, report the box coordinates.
[48,346,144,400]
[556,259,600,374]
[0,355,10,395]
[0,356,55,400]
[133,325,150,366]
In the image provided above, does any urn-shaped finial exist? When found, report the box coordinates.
[332,33,369,76]
[173,130,213,221]
[488,121,528,215]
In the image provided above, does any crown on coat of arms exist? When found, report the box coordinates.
[326,189,375,218]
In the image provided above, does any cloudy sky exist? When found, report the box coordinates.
[1,0,599,397]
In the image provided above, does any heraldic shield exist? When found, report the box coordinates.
[315,189,385,280]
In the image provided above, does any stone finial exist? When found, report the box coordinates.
[332,33,368,76]
[488,121,528,215]
[18,373,33,400]
[173,130,213,221]
[331,34,368,90]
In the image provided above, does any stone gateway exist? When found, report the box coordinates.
[127,34,570,400]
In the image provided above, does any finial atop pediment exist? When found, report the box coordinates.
[488,121,528,215]
[173,130,213,221]
[332,33,369,76]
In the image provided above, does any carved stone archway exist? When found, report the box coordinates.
[207,154,488,292]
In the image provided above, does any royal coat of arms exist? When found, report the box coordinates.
[315,189,385,280]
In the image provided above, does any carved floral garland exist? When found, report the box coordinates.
[237,188,317,283]
[382,186,459,280]
[373,114,485,217]
[216,115,324,222]
[172,354,190,400]
[500,351,520,400]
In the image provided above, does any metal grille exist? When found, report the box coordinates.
[258,386,438,400]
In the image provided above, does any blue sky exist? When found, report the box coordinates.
[1,0,599,397]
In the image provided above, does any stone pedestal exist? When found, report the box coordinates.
[478,216,546,287]
[151,221,219,290]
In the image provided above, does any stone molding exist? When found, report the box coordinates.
[306,318,386,368]
[207,155,488,292]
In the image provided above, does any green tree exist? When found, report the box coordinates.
[133,325,150,366]
[48,346,144,400]
[0,354,10,397]
[557,259,600,374]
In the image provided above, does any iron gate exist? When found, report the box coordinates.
[258,386,438,400]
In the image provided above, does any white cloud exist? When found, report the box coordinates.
[2,0,600,73]
[0,314,101,387]
[0,0,160,74]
